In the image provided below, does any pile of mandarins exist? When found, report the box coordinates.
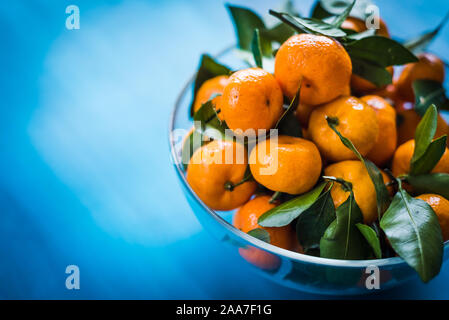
[184,13,449,260]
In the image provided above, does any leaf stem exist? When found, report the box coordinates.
[322,176,353,192]
[269,191,282,204]
[224,173,253,192]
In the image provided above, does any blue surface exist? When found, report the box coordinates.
[1,0,449,299]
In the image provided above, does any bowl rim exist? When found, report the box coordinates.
[168,46,449,269]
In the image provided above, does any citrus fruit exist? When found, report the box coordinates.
[341,17,392,95]
[351,66,394,95]
[395,53,445,102]
[341,16,390,37]
[221,68,283,134]
[308,96,379,162]
[295,103,315,128]
[249,136,322,195]
[324,160,390,224]
[372,84,398,101]
[234,195,296,270]
[361,95,397,166]
[395,101,449,146]
[233,195,295,250]
[274,34,352,105]
[186,140,256,210]
[416,194,449,241]
[391,139,449,177]
[193,75,229,117]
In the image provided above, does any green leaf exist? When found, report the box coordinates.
[344,36,418,68]
[275,84,303,138]
[193,100,229,140]
[258,183,327,227]
[296,186,336,254]
[344,28,376,41]
[251,29,263,68]
[233,49,275,73]
[403,11,449,54]
[269,10,347,37]
[281,0,299,16]
[318,0,374,21]
[247,228,271,243]
[326,117,391,219]
[407,173,449,199]
[310,0,334,20]
[380,180,443,283]
[184,99,229,169]
[227,5,272,56]
[320,192,370,260]
[410,135,447,175]
[364,160,391,216]
[413,80,449,116]
[412,105,438,164]
[261,23,295,45]
[351,58,393,87]
[356,223,382,259]
[327,0,355,27]
[190,54,231,116]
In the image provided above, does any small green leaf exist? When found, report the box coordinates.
[227,5,272,57]
[318,0,374,21]
[190,54,231,116]
[364,160,391,216]
[351,58,393,87]
[233,49,275,73]
[380,180,443,283]
[326,117,391,219]
[247,228,271,243]
[296,186,336,255]
[413,80,449,116]
[344,36,418,68]
[269,10,347,37]
[320,192,370,260]
[356,223,382,259]
[403,11,449,54]
[193,100,229,140]
[327,0,355,27]
[251,29,263,69]
[275,84,303,138]
[410,135,447,175]
[407,173,449,200]
[184,99,229,169]
[412,105,438,165]
[258,183,327,227]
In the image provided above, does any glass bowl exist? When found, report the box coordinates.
[168,48,449,296]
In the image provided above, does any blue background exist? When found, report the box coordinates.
[1,0,449,299]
